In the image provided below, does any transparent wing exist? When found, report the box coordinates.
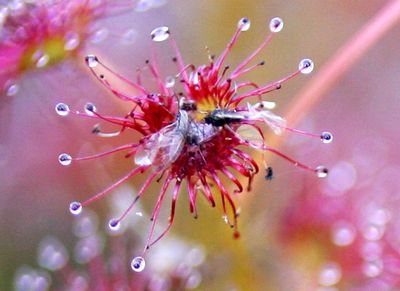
[247,103,286,135]
[134,124,185,168]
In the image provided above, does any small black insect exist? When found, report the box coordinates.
[264,166,273,180]
[204,109,246,127]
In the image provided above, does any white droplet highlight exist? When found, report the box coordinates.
[151,26,170,42]
[321,131,333,144]
[299,58,314,74]
[55,103,70,116]
[316,165,329,178]
[269,17,284,33]
[237,17,251,31]
[131,256,146,272]
[85,55,99,68]
[58,153,72,166]
[69,201,82,215]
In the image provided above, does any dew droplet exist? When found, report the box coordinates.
[165,76,175,88]
[84,102,96,115]
[269,17,284,33]
[299,58,314,74]
[64,32,80,51]
[69,201,82,215]
[85,54,99,68]
[150,26,170,42]
[108,219,121,231]
[36,54,49,68]
[316,165,329,178]
[131,256,146,272]
[6,82,19,96]
[321,131,333,144]
[55,103,70,116]
[237,17,251,31]
[58,153,72,166]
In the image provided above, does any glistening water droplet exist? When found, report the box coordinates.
[58,153,72,166]
[69,201,82,215]
[299,58,314,74]
[316,165,329,178]
[36,54,49,68]
[150,26,170,42]
[269,17,284,33]
[85,55,99,68]
[321,131,333,144]
[84,103,96,115]
[131,256,146,272]
[108,219,121,231]
[237,17,251,31]
[55,103,70,116]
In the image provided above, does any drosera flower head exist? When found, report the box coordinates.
[0,0,166,96]
[56,16,333,271]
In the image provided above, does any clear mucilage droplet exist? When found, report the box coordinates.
[316,165,329,178]
[237,17,251,31]
[69,201,82,215]
[150,26,170,42]
[269,17,284,33]
[321,131,333,144]
[165,76,175,88]
[108,219,121,231]
[299,58,314,74]
[131,256,146,272]
[58,153,72,166]
[55,103,70,116]
[84,103,96,115]
[85,55,99,68]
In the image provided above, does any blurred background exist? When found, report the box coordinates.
[1,0,399,290]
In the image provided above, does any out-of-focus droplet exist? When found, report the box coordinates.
[318,262,342,287]
[64,32,80,51]
[38,236,69,271]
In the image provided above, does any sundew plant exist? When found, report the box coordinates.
[56,16,332,271]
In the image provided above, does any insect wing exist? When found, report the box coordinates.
[247,103,286,134]
[134,125,185,168]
